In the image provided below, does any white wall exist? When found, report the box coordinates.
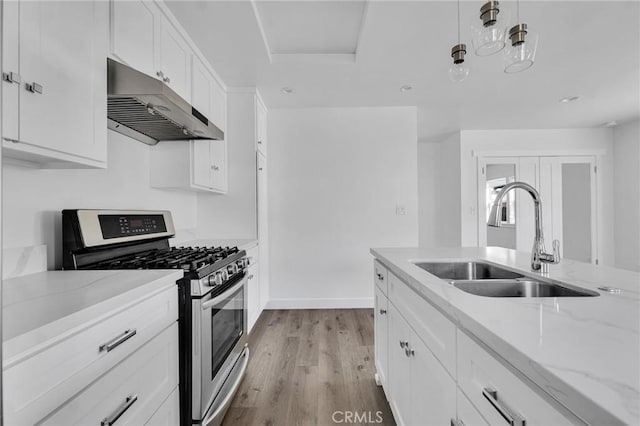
[267,107,419,308]
[417,132,461,248]
[2,130,198,269]
[613,119,640,271]
[196,92,257,239]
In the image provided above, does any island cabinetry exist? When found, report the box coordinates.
[457,332,575,426]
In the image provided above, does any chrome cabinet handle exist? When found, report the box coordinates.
[258,140,262,144]
[212,165,220,171]
[404,346,414,357]
[101,394,138,425]
[99,329,137,352]
[163,76,171,83]
[379,309,387,315]
[3,71,20,84]
[25,82,43,94]
[482,387,525,426]
[376,272,384,281]
[399,340,408,349]
[156,70,164,78]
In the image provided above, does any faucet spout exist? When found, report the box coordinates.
[487,181,560,272]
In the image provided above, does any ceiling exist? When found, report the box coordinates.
[166,1,640,142]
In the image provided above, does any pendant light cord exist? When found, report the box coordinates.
[457,0,461,43]
[516,0,520,22]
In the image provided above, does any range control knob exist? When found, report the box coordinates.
[227,264,237,275]
[209,271,224,286]
[236,259,245,269]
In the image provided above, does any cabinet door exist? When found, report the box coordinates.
[1,0,19,142]
[211,78,227,133]
[409,330,456,426]
[257,153,269,309]
[159,17,191,102]
[110,0,157,77]
[191,140,212,189]
[210,139,227,192]
[374,285,389,390]
[191,55,213,121]
[144,388,180,426]
[247,263,260,333]
[387,304,412,426]
[18,0,107,162]
[256,98,267,155]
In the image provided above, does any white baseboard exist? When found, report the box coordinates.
[265,297,374,310]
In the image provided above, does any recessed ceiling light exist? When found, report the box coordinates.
[280,87,294,95]
[400,85,413,92]
[559,96,580,103]
[603,120,617,127]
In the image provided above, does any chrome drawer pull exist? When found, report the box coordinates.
[379,309,387,315]
[482,387,525,426]
[25,82,43,94]
[376,272,384,281]
[99,329,137,352]
[101,394,138,425]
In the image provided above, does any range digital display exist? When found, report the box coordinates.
[98,214,167,239]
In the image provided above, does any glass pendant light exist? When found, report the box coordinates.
[471,1,509,56]
[503,0,538,73]
[449,0,470,82]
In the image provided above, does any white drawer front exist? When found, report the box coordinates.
[457,332,576,426]
[43,322,179,426]
[4,285,178,425]
[145,387,180,426]
[457,388,489,426]
[388,272,456,377]
[374,259,388,294]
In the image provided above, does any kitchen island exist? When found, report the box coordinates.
[371,247,639,426]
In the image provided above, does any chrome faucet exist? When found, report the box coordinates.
[487,181,560,273]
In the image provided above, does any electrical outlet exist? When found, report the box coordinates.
[396,205,406,216]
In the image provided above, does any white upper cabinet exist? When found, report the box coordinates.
[256,97,267,155]
[110,0,191,103]
[192,54,226,132]
[158,16,191,102]
[2,0,108,168]
[109,0,157,76]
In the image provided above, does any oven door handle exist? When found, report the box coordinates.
[202,346,249,426]
[201,278,247,311]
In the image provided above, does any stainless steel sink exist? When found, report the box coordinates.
[413,261,524,280]
[451,279,600,298]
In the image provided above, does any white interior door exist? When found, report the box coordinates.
[539,156,597,263]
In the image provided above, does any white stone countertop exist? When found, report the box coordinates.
[175,238,258,251]
[2,269,182,363]
[371,247,640,426]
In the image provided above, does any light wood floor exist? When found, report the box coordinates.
[223,309,396,426]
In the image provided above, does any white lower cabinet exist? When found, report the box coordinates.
[374,285,389,390]
[246,245,261,332]
[42,323,178,425]
[457,332,576,426]
[388,303,456,426]
[456,389,488,426]
[374,260,581,426]
[145,388,180,426]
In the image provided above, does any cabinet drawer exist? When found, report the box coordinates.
[388,272,456,377]
[374,285,388,390]
[457,388,488,426]
[457,332,576,426]
[4,285,178,425]
[43,323,179,425]
[145,387,180,426]
[373,259,388,294]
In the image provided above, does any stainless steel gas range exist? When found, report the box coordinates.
[62,209,249,426]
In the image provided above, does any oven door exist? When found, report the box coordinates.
[195,275,249,421]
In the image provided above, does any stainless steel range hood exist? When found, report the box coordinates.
[107,58,224,145]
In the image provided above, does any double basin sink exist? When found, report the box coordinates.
[413,261,599,298]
